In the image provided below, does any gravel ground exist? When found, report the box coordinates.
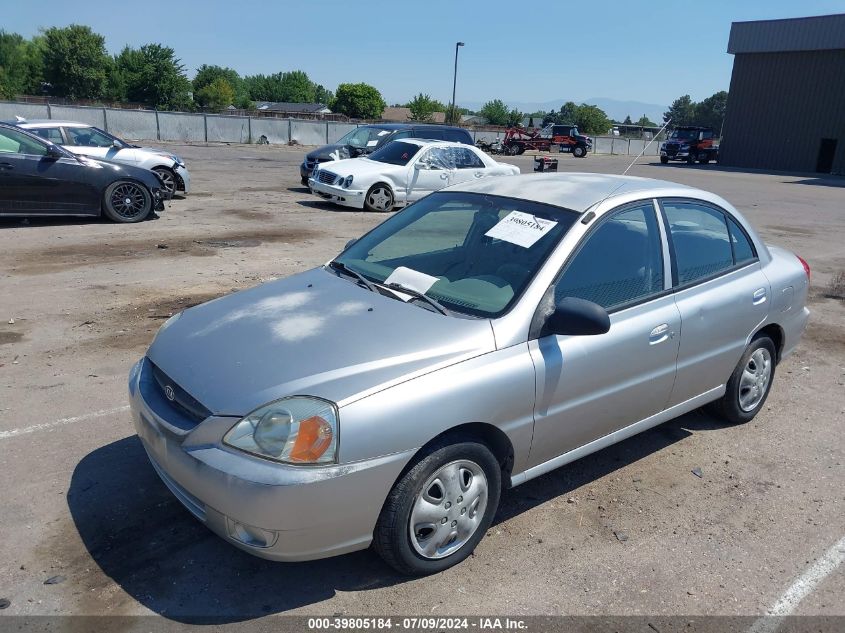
[0,143,842,624]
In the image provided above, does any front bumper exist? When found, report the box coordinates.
[308,178,366,209]
[128,357,413,561]
[174,164,191,194]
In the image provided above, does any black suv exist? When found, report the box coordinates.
[300,123,473,184]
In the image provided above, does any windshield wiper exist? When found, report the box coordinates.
[328,260,378,293]
[385,283,451,316]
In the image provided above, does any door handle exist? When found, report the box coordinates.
[0,162,13,170]
[752,287,767,305]
[440,173,449,180]
[474,172,484,178]
[649,323,672,345]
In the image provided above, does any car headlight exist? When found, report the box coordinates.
[343,175,353,188]
[223,397,338,465]
[680,143,689,149]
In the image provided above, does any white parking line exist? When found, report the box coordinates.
[0,405,130,440]
[748,535,845,633]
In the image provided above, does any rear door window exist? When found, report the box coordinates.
[662,200,735,285]
[30,127,64,144]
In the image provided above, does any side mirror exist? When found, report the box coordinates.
[112,139,122,148]
[414,162,427,170]
[344,238,357,250]
[544,296,610,337]
[46,144,64,159]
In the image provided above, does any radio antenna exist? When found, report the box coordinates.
[622,117,672,175]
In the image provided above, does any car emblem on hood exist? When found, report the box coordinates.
[164,385,175,401]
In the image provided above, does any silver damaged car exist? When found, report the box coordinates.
[128,173,810,575]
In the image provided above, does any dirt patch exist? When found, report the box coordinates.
[222,208,272,221]
[9,227,315,276]
[802,319,845,353]
[764,225,817,236]
[78,288,233,352]
[237,185,290,193]
[0,331,23,345]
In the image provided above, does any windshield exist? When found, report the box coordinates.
[334,191,578,317]
[669,129,699,141]
[368,141,421,166]
[337,126,392,149]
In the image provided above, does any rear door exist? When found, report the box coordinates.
[528,200,681,466]
[447,147,487,186]
[659,198,770,406]
[407,147,452,201]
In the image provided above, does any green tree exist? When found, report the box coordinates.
[115,44,192,110]
[42,24,111,99]
[332,82,385,119]
[479,99,509,126]
[0,31,44,98]
[193,64,249,109]
[558,101,579,124]
[663,94,695,125]
[506,107,524,127]
[407,92,438,121]
[635,115,656,127]
[276,70,315,102]
[196,77,235,110]
[314,84,333,106]
[573,104,612,135]
[623,114,633,125]
[694,90,728,132]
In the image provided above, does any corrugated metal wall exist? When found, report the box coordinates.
[720,50,845,174]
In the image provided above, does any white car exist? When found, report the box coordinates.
[309,139,520,212]
[14,119,190,197]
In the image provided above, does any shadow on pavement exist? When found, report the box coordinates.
[68,408,730,622]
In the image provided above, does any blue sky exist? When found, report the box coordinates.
[5,0,844,108]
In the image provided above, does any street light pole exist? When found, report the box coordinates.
[450,41,464,124]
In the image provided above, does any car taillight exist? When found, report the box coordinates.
[797,255,810,281]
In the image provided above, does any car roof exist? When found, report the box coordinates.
[359,123,468,132]
[446,173,699,213]
[391,138,476,148]
[12,120,90,128]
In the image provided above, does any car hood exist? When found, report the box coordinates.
[146,267,495,416]
[307,144,375,161]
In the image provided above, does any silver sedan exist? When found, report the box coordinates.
[129,173,810,575]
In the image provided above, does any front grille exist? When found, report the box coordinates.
[149,361,211,426]
[318,170,339,185]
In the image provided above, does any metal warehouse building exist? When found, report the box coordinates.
[720,13,845,175]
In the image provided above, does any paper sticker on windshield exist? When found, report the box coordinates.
[366,140,379,147]
[384,266,439,294]
[377,130,390,136]
[484,211,558,248]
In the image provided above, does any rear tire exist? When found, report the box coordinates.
[102,180,153,223]
[707,335,776,424]
[374,438,501,575]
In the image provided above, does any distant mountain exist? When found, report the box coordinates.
[461,97,667,124]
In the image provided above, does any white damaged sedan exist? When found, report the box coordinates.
[309,139,520,212]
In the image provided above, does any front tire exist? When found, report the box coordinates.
[364,183,394,212]
[573,145,587,158]
[152,166,177,197]
[102,180,153,223]
[374,439,501,575]
[707,335,776,424]
[660,156,669,164]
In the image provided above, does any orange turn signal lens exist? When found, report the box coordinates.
[289,415,334,462]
